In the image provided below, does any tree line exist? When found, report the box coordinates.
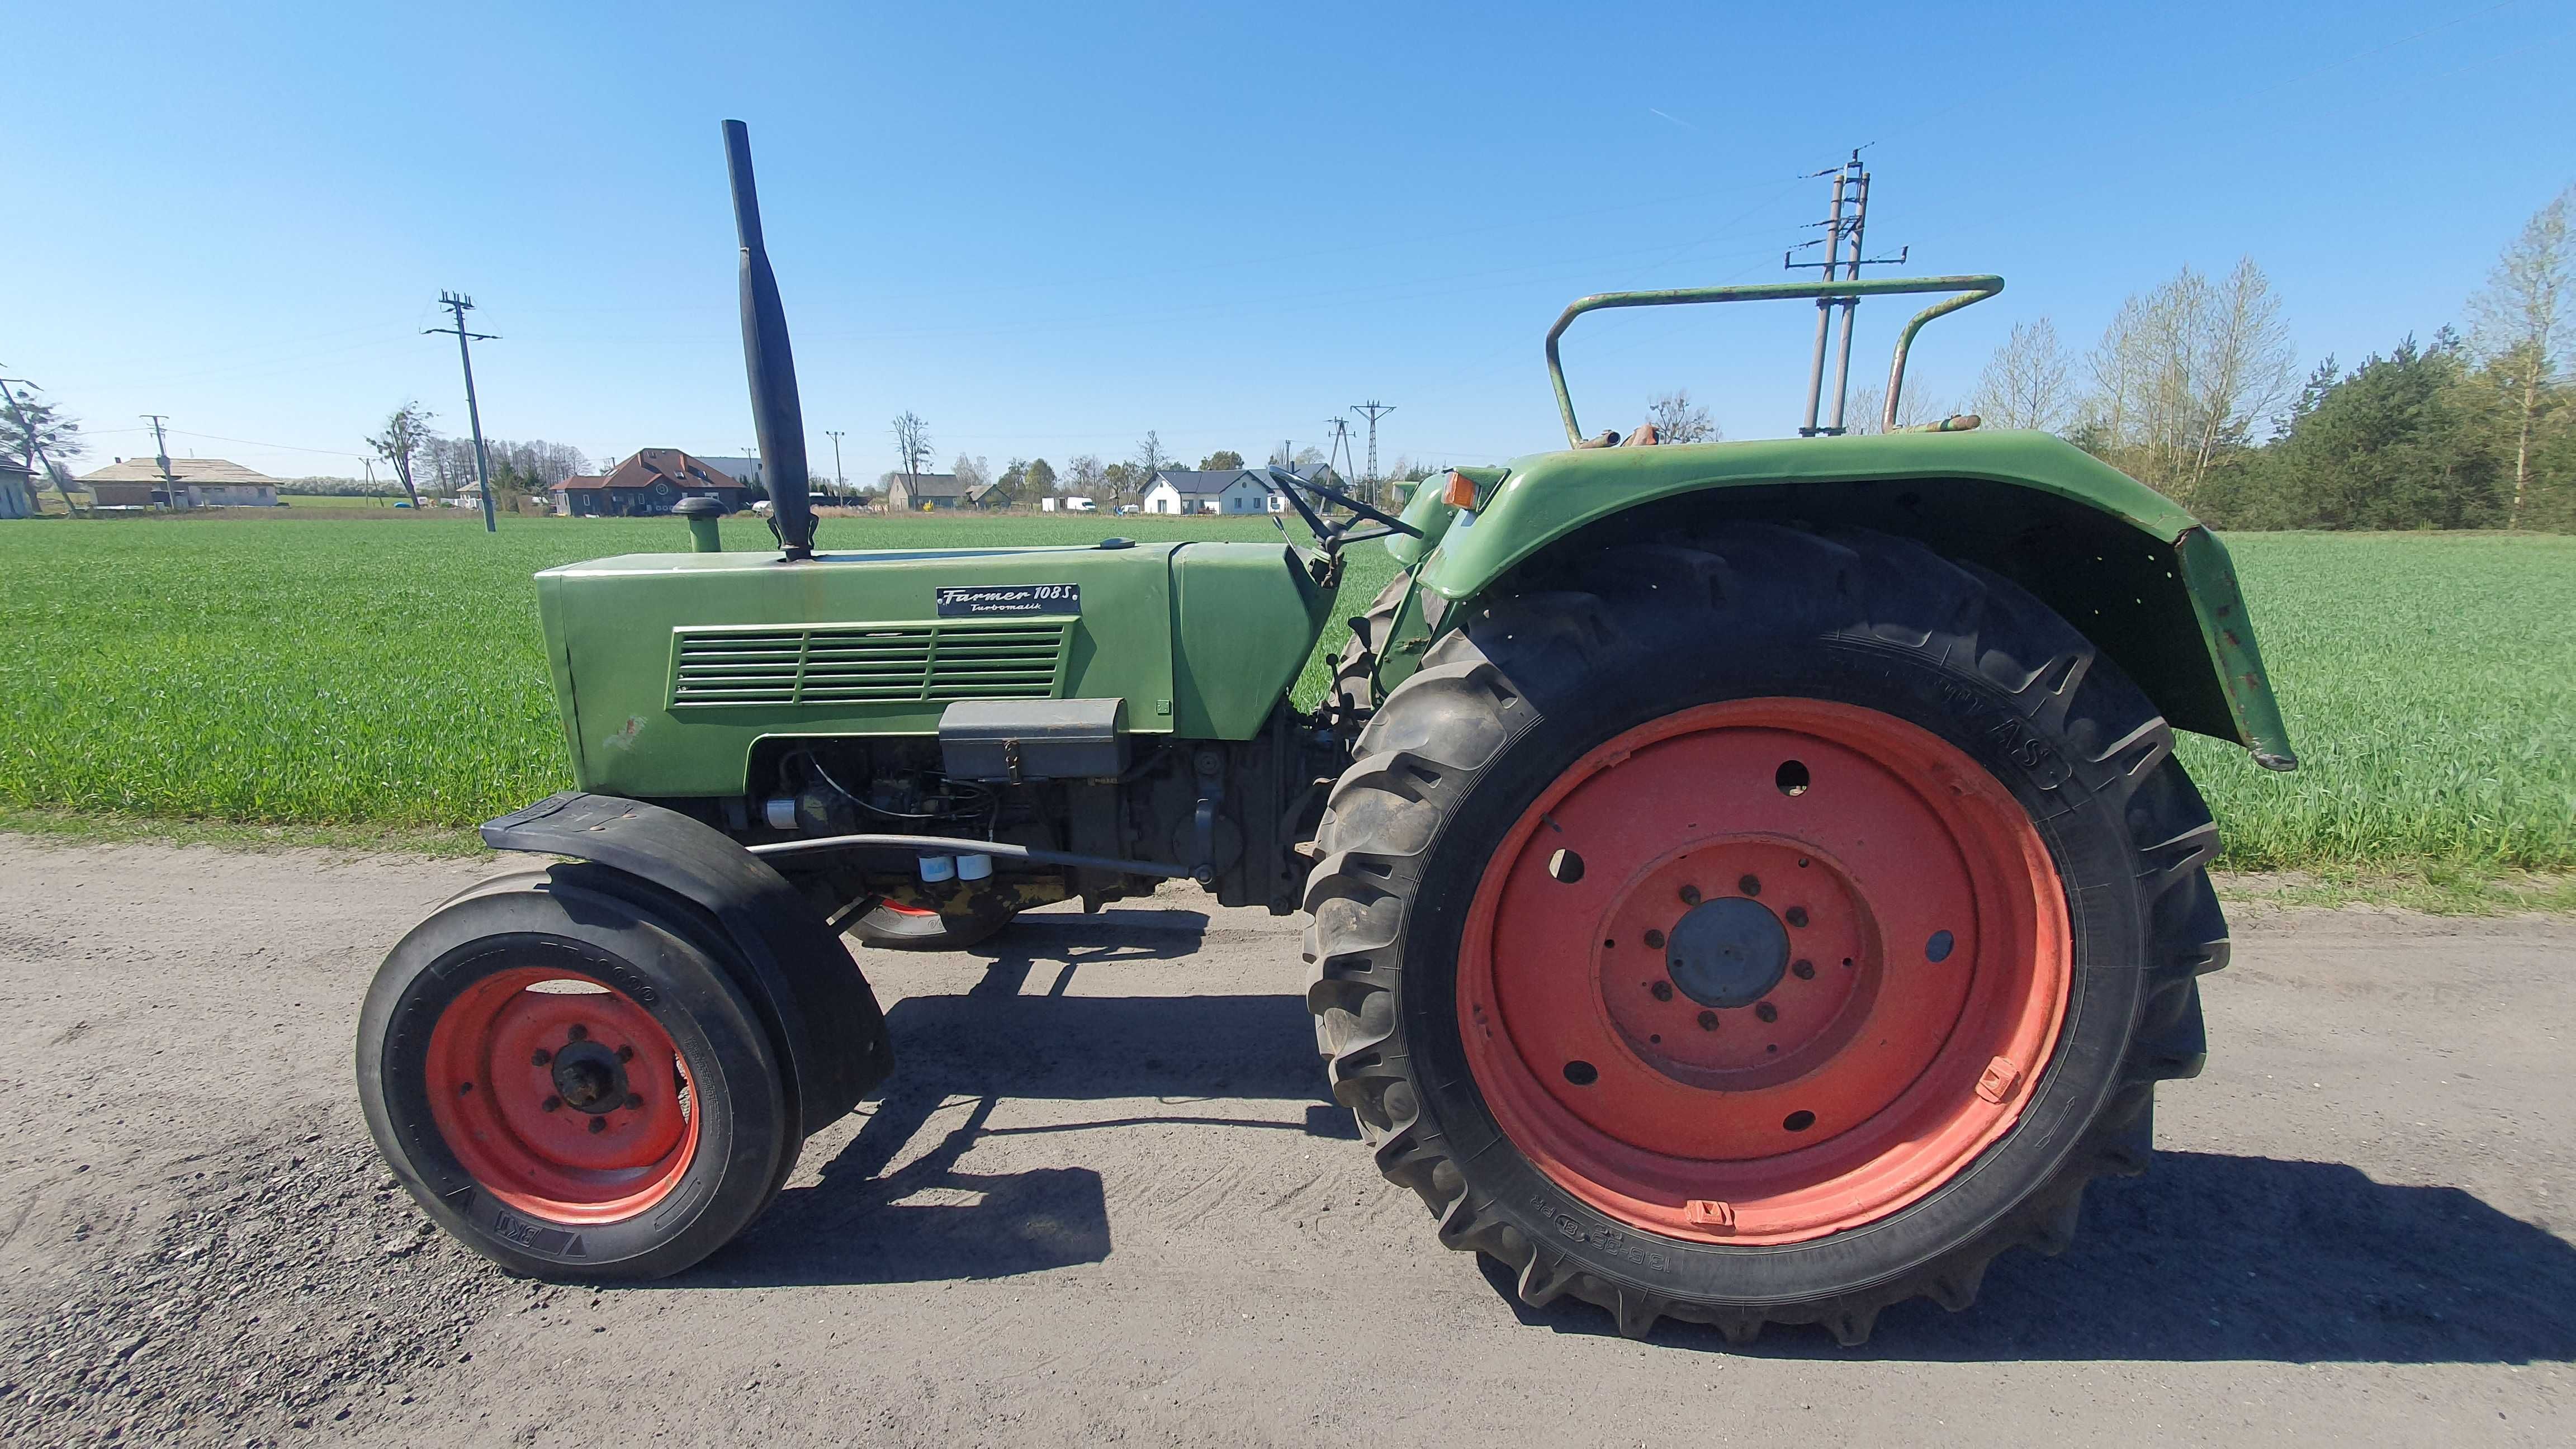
[866,418,1437,509]
[1956,185,2574,532]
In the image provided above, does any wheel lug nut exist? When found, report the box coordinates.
[1642,929,1666,949]
[531,1048,552,1066]
[1697,1010,1719,1031]
[615,1045,634,1063]
[541,1096,561,1112]
[1649,981,1673,1002]
[624,1092,644,1110]
[1739,874,1761,897]
[1785,906,1809,928]
[1755,1002,1779,1023]
[566,1024,588,1041]
[588,1117,607,1134]
[1792,959,1816,980]
[1678,884,1701,906]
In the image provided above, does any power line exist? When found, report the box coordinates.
[424,292,501,533]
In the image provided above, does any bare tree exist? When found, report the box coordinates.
[2468,184,2574,529]
[1845,382,1949,435]
[1,385,85,513]
[1645,390,1720,443]
[366,402,436,508]
[1965,319,2076,432]
[1130,431,1169,504]
[952,453,992,505]
[2076,259,2291,505]
[891,411,931,505]
[1064,453,1106,501]
[2182,258,2295,499]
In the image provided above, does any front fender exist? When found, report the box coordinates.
[480,791,893,1135]
[1414,431,2295,769]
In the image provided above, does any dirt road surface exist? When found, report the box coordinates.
[0,836,2569,1446]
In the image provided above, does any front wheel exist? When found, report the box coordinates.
[357,867,794,1280]
[846,899,1016,951]
[1303,524,2227,1343]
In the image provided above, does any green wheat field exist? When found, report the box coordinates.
[1,514,2568,889]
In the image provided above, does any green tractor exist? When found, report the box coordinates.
[358,123,2295,1344]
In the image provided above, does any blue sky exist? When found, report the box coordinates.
[9,1,2570,482]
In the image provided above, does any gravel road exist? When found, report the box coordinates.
[1,836,2570,1446]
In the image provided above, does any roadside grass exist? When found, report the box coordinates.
[0,515,2565,906]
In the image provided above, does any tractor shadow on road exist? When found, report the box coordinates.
[1487,1151,2576,1364]
[681,915,1348,1290]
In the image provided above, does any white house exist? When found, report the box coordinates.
[1143,465,1351,516]
[76,456,281,507]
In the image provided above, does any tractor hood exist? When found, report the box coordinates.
[532,539,1335,799]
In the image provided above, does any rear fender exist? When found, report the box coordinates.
[480,791,893,1135]
[1413,433,2295,769]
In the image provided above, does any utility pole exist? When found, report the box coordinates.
[424,292,500,532]
[141,413,181,508]
[1349,400,1395,505]
[825,430,845,505]
[1323,417,1359,500]
[1786,150,1906,435]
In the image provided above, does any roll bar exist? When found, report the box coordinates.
[1543,275,2004,446]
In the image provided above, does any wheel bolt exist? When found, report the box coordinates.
[1678,884,1701,905]
[457,1082,473,1096]
[615,1045,634,1063]
[1785,906,1810,928]
[1792,959,1816,980]
[566,1024,589,1042]
[541,1096,561,1112]
[1649,981,1673,1002]
[531,1048,552,1066]
[624,1092,644,1110]
[1642,929,1665,949]
[588,1117,606,1134]
[1697,1010,1719,1031]
[1739,874,1761,897]
[1755,1002,1779,1023]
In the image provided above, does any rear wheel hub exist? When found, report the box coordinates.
[1459,697,2071,1246]
[1662,895,1788,1009]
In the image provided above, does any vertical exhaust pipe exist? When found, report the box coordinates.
[722,120,816,560]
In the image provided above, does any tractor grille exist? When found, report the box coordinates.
[669,619,1071,708]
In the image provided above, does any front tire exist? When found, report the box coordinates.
[1302,524,2227,1343]
[358,866,794,1280]
[847,900,1015,951]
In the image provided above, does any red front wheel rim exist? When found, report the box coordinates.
[424,967,701,1224]
[1457,698,2071,1245]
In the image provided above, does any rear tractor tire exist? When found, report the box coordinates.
[1301,523,2227,1343]
[357,866,795,1280]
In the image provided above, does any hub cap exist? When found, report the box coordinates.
[424,967,700,1224]
[1457,698,2071,1245]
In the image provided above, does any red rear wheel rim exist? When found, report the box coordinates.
[424,968,700,1224]
[1457,698,2070,1245]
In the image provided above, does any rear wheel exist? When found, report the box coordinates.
[1329,568,1413,718]
[847,899,1015,951]
[358,867,794,1280]
[1302,524,2227,1342]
